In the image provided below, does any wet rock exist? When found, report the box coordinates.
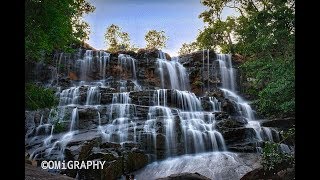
[241,167,295,180]
[216,116,248,131]
[156,134,166,159]
[157,172,211,180]
[102,159,124,180]
[77,107,99,129]
[122,142,141,150]
[215,112,229,120]
[78,141,96,161]
[123,151,148,173]
[228,142,264,153]
[220,127,257,145]
[260,117,294,129]
[100,142,122,149]
[222,99,239,116]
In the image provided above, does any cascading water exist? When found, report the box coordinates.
[86,86,101,105]
[59,87,80,106]
[214,53,280,145]
[157,51,190,91]
[99,51,110,80]
[118,54,137,80]
[217,54,235,91]
[25,48,293,179]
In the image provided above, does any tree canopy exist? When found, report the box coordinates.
[145,30,168,50]
[178,42,198,55]
[25,0,95,62]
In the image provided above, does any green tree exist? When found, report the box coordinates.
[25,0,95,62]
[178,42,199,55]
[145,30,168,50]
[197,17,236,53]
[104,24,131,52]
[198,0,295,117]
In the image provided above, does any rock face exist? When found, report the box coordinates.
[25,48,293,179]
[260,117,295,130]
[157,172,211,180]
[240,167,295,180]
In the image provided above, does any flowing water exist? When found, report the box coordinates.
[134,152,261,180]
[26,49,291,179]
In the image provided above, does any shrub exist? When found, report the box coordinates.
[25,83,58,110]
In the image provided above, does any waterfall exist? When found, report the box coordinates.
[86,86,101,105]
[146,89,226,157]
[79,50,110,81]
[99,51,110,80]
[99,92,134,142]
[69,107,78,131]
[26,48,289,176]
[207,49,210,90]
[118,54,137,80]
[59,87,80,106]
[217,54,235,91]
[209,97,221,112]
[80,50,93,81]
[157,51,190,91]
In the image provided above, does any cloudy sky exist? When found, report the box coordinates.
[84,0,236,56]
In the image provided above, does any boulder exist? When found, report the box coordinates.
[157,172,211,180]
[260,117,294,129]
[123,151,149,173]
[220,127,257,145]
[215,116,248,131]
[241,167,295,180]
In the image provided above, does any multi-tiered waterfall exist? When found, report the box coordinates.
[25,49,293,179]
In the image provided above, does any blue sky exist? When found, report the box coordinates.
[84,0,236,56]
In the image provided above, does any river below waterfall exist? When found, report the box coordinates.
[134,152,261,180]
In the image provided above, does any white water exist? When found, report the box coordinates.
[100,92,135,142]
[134,152,261,180]
[146,89,226,156]
[157,51,190,91]
[217,54,235,91]
[99,51,110,80]
[69,107,78,131]
[209,97,221,112]
[86,86,101,105]
[59,87,80,106]
[27,49,288,177]
[118,54,137,80]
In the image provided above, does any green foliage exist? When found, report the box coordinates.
[178,42,199,55]
[53,121,66,133]
[25,83,59,110]
[192,81,204,88]
[198,0,295,118]
[104,24,133,52]
[197,17,236,53]
[262,128,295,172]
[25,0,95,61]
[241,57,295,117]
[145,30,168,50]
[262,141,294,171]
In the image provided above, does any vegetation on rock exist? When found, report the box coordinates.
[25,83,58,110]
[262,128,295,172]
